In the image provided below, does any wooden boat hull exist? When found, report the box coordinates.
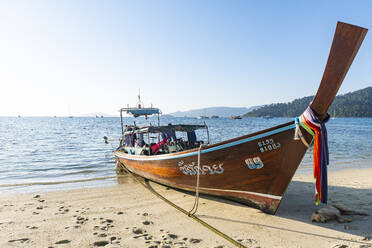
[114,22,368,214]
[114,121,312,214]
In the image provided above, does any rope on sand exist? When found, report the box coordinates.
[188,143,204,216]
[116,161,247,248]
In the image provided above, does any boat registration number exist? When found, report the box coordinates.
[258,138,281,153]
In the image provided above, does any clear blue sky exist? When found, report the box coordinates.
[1,0,371,116]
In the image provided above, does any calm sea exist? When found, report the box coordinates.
[1,116,371,194]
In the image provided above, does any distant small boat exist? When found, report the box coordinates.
[211,115,219,119]
[229,115,242,119]
[112,22,367,214]
[197,116,209,119]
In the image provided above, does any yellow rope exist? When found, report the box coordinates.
[116,161,247,248]
[188,143,204,215]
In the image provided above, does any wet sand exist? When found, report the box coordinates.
[1,168,372,248]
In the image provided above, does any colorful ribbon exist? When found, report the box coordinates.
[299,107,329,205]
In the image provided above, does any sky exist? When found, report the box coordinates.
[0,1,371,116]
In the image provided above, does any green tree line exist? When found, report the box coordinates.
[243,87,372,117]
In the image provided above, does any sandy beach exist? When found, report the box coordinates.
[1,168,371,248]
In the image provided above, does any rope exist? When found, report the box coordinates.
[188,143,204,215]
[116,161,247,248]
[294,117,312,147]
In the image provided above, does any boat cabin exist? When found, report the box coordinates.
[118,102,209,156]
[118,124,209,156]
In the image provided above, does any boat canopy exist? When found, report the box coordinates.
[124,124,206,135]
[120,107,160,118]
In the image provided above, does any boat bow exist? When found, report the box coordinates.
[310,22,368,120]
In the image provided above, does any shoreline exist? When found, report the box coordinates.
[1,168,372,248]
[3,159,372,196]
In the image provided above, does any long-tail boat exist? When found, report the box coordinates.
[114,22,367,214]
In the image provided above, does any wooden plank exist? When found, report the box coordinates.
[311,22,368,120]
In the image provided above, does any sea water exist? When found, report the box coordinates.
[0,116,371,194]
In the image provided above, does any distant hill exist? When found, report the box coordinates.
[243,87,372,118]
[169,106,261,118]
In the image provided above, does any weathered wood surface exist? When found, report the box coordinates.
[311,22,368,120]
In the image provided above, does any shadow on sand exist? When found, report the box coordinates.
[116,172,372,246]
[198,180,372,246]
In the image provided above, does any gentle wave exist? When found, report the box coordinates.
[0,175,126,187]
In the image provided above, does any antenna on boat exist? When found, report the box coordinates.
[137,89,142,109]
